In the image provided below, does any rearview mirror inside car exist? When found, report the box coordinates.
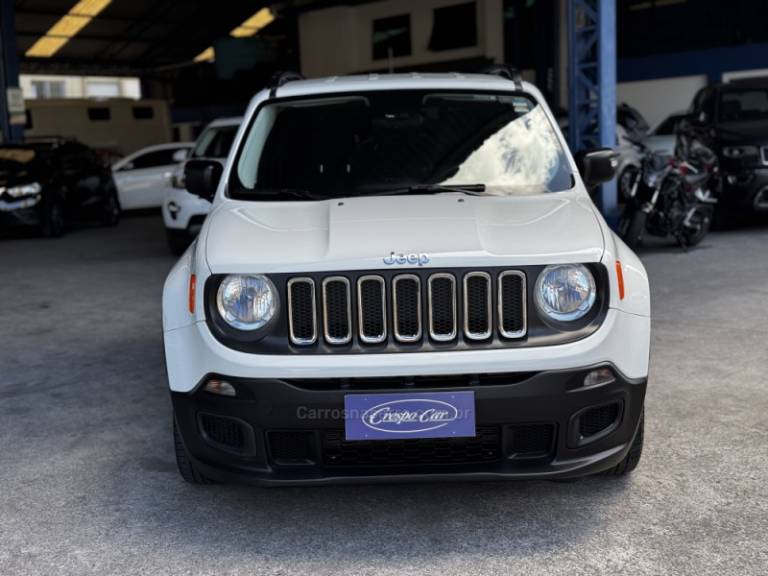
[576,148,619,189]
[184,160,223,201]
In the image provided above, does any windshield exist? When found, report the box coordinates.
[232,91,572,200]
[719,89,768,122]
[191,125,239,159]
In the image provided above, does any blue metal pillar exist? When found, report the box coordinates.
[0,0,23,142]
[567,0,617,224]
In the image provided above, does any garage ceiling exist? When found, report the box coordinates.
[13,0,274,74]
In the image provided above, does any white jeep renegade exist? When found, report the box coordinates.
[163,70,650,485]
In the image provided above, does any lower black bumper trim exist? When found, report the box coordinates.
[171,365,646,485]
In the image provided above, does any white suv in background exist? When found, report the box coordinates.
[112,142,192,211]
[162,117,242,254]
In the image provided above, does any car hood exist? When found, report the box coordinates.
[204,192,605,274]
[715,120,768,144]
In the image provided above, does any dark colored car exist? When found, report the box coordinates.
[0,138,120,237]
[686,81,768,214]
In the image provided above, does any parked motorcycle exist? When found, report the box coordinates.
[619,128,719,249]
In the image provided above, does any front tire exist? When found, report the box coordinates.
[618,166,639,202]
[100,185,120,227]
[173,416,212,485]
[682,208,712,247]
[604,410,644,476]
[40,195,66,238]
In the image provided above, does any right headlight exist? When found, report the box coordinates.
[5,182,42,198]
[216,274,277,331]
[722,145,758,159]
[535,264,596,322]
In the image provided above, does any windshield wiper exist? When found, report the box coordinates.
[361,184,487,197]
[253,188,324,200]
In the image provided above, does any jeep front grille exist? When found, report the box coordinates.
[393,274,422,342]
[357,275,387,344]
[428,273,457,341]
[321,277,352,345]
[463,272,492,340]
[498,271,527,338]
[287,278,317,345]
[287,270,527,349]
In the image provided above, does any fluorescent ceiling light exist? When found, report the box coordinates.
[194,47,215,63]
[25,37,69,58]
[25,0,112,58]
[70,0,112,17]
[194,7,275,62]
[48,15,91,38]
[231,8,275,37]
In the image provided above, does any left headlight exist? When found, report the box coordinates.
[722,145,758,159]
[535,264,597,322]
[5,182,42,198]
[216,274,278,331]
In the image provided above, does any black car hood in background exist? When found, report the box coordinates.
[715,119,768,144]
[0,160,35,188]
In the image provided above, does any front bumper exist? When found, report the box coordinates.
[0,195,42,226]
[720,167,768,211]
[162,188,211,231]
[172,365,646,485]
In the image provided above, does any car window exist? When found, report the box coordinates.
[719,89,768,122]
[129,149,180,169]
[191,126,239,159]
[233,91,572,201]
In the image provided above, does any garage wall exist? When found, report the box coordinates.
[25,99,172,155]
[616,75,706,128]
[298,0,503,77]
[722,68,768,83]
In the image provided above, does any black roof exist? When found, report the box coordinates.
[14,0,273,74]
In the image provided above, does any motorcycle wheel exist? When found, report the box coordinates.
[623,210,647,250]
[618,166,640,201]
[682,208,712,247]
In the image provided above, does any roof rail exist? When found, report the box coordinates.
[480,65,523,90]
[268,71,304,98]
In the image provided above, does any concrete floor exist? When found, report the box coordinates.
[1,215,766,576]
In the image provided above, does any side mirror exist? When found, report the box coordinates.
[576,148,619,189]
[172,148,189,163]
[120,161,134,171]
[184,160,223,201]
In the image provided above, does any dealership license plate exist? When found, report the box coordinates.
[344,391,476,441]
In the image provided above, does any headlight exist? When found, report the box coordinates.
[535,264,596,322]
[5,182,42,198]
[216,274,277,331]
[722,145,758,159]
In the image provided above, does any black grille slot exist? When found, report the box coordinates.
[288,278,316,344]
[428,274,457,341]
[507,423,555,458]
[393,275,421,342]
[499,272,526,338]
[268,431,317,465]
[464,272,491,340]
[323,427,500,467]
[199,414,246,451]
[579,403,620,438]
[358,276,386,344]
[323,277,351,344]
